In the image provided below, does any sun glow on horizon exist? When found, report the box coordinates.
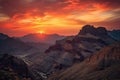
[38,30,45,34]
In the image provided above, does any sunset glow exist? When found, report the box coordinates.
[0,0,120,36]
[39,30,45,34]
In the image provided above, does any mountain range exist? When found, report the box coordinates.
[0,33,65,57]
[0,25,119,80]
[0,33,32,55]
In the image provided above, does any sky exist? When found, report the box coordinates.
[0,0,120,36]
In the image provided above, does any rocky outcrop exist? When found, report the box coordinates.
[48,42,120,80]
[0,54,33,80]
[78,25,115,44]
[79,25,107,36]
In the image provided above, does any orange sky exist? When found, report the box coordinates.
[0,0,120,36]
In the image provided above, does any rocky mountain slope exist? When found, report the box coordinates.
[19,34,64,66]
[30,25,116,74]
[108,30,120,41]
[0,54,33,80]
[48,42,120,80]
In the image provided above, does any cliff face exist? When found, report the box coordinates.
[48,42,120,80]
[0,54,33,80]
[32,25,115,74]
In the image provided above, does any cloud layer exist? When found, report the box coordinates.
[0,0,120,36]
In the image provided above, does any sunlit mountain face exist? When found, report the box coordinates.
[0,0,120,36]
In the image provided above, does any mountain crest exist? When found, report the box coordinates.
[79,25,107,36]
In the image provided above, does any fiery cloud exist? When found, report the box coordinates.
[0,0,120,36]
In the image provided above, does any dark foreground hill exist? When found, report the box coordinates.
[0,54,33,80]
[48,42,120,80]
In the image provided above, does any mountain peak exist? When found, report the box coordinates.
[79,25,107,36]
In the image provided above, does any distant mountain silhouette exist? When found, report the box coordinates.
[30,25,116,74]
[49,42,120,80]
[0,54,33,80]
[19,33,65,44]
[0,33,32,55]
[0,33,52,58]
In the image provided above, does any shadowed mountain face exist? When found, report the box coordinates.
[0,33,32,55]
[0,33,9,40]
[78,25,116,44]
[20,33,65,44]
[30,25,116,74]
[48,42,120,80]
[0,54,33,80]
[19,33,65,66]
[108,30,120,41]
